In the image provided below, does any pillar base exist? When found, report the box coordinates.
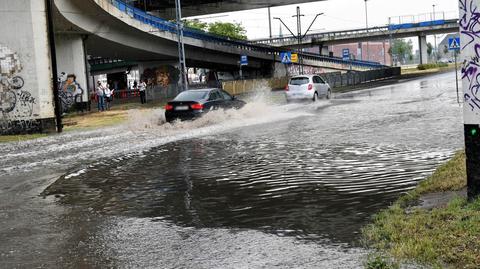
[0,118,57,135]
[465,124,480,200]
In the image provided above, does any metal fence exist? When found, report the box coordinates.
[320,67,401,88]
[221,67,401,95]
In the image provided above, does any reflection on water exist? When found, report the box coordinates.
[43,137,449,245]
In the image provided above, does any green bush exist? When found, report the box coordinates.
[417,63,449,70]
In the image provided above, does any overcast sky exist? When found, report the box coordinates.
[189,0,459,49]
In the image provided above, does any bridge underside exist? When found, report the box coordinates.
[129,0,325,19]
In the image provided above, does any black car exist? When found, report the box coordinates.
[165,88,246,122]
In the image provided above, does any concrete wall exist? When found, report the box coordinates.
[0,0,55,134]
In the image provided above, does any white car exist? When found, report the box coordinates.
[285,75,332,102]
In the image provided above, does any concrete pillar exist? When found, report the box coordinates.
[418,35,428,65]
[55,34,89,111]
[0,0,55,134]
[319,44,329,56]
[460,0,480,199]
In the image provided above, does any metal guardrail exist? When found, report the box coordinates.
[109,0,385,69]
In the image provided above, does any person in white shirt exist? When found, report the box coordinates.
[104,84,114,110]
[96,81,106,112]
[138,79,147,104]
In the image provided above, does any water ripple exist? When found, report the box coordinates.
[43,138,451,245]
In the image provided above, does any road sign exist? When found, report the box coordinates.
[342,48,350,61]
[448,37,460,51]
[240,55,248,66]
[291,53,299,63]
[280,52,292,64]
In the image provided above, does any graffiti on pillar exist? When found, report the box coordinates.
[58,73,84,113]
[459,0,480,50]
[460,0,480,113]
[0,44,42,134]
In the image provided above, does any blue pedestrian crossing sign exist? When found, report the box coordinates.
[240,55,248,66]
[280,52,292,64]
[448,37,460,51]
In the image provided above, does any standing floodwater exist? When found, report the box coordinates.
[1,72,464,268]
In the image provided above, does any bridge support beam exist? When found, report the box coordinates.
[0,0,56,135]
[418,35,429,65]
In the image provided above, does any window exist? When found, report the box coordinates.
[220,90,233,100]
[289,77,310,85]
[174,91,208,101]
[208,90,222,101]
[314,76,325,84]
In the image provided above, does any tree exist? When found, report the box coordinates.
[183,19,208,32]
[207,22,247,40]
[183,20,248,40]
[389,39,413,64]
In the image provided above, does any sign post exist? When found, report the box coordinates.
[459,2,480,200]
[449,37,460,104]
[240,55,248,79]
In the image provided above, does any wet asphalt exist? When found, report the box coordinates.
[0,72,463,268]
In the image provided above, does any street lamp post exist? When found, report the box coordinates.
[274,8,323,75]
[433,4,437,62]
[364,0,369,62]
[175,0,188,92]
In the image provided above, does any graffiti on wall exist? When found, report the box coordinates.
[287,65,327,76]
[0,44,42,134]
[460,0,480,113]
[58,73,84,113]
[142,65,179,88]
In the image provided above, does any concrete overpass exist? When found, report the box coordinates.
[126,0,326,19]
[251,19,460,64]
[53,0,384,73]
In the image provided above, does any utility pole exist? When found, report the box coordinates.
[294,6,304,74]
[460,1,480,200]
[175,0,188,92]
[364,0,369,61]
[274,8,323,75]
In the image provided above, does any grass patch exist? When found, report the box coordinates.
[362,151,480,268]
[63,110,128,131]
[0,133,47,143]
[63,100,166,131]
[402,63,456,75]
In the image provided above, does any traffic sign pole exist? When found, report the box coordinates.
[449,37,461,104]
[455,51,459,104]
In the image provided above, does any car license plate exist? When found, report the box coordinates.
[175,106,189,111]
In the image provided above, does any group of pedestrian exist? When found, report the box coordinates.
[96,80,114,112]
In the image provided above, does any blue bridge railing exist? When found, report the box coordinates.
[388,19,446,31]
[110,0,385,69]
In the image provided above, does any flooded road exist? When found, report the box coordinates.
[1,72,463,268]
